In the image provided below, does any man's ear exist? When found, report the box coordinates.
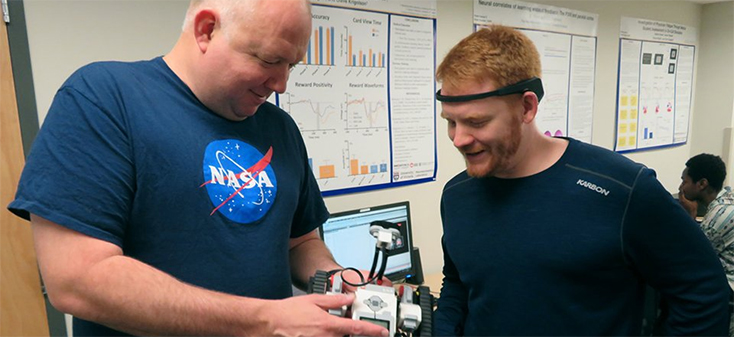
[519,92,539,124]
[697,178,710,191]
[193,9,219,53]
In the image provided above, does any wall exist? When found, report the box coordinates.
[25,0,186,124]
[690,1,734,184]
[726,128,733,186]
[21,0,730,283]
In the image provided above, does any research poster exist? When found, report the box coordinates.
[273,0,437,196]
[615,17,696,152]
[473,0,598,143]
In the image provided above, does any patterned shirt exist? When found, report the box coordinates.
[700,186,734,290]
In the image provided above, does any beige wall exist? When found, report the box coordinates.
[691,1,734,184]
[22,0,733,279]
[25,0,186,124]
[690,1,734,185]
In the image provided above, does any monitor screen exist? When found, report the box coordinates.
[321,201,414,282]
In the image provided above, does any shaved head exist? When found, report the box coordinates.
[182,0,311,36]
[166,0,312,121]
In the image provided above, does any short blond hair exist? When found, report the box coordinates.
[436,25,541,89]
[181,0,254,33]
[181,0,309,41]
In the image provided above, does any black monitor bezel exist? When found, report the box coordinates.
[319,201,415,282]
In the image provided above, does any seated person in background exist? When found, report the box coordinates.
[679,153,734,335]
[433,24,730,336]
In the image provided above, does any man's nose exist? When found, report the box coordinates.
[265,65,290,94]
[452,125,474,148]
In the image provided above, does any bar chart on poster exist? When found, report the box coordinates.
[276,1,437,195]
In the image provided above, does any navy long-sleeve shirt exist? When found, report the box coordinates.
[435,138,730,336]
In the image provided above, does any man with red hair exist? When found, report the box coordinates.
[434,25,729,336]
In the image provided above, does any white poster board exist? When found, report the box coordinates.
[272,1,437,195]
[615,17,696,152]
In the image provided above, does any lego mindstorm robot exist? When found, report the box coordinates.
[308,220,434,337]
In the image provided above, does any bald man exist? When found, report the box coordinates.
[8,1,387,336]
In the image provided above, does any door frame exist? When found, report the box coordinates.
[7,0,39,156]
[4,1,67,336]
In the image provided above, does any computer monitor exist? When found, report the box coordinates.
[321,201,416,283]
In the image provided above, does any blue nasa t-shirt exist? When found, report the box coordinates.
[9,57,328,336]
[202,140,278,224]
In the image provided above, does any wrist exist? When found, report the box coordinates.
[230,296,272,336]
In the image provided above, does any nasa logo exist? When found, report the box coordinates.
[201,140,277,224]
